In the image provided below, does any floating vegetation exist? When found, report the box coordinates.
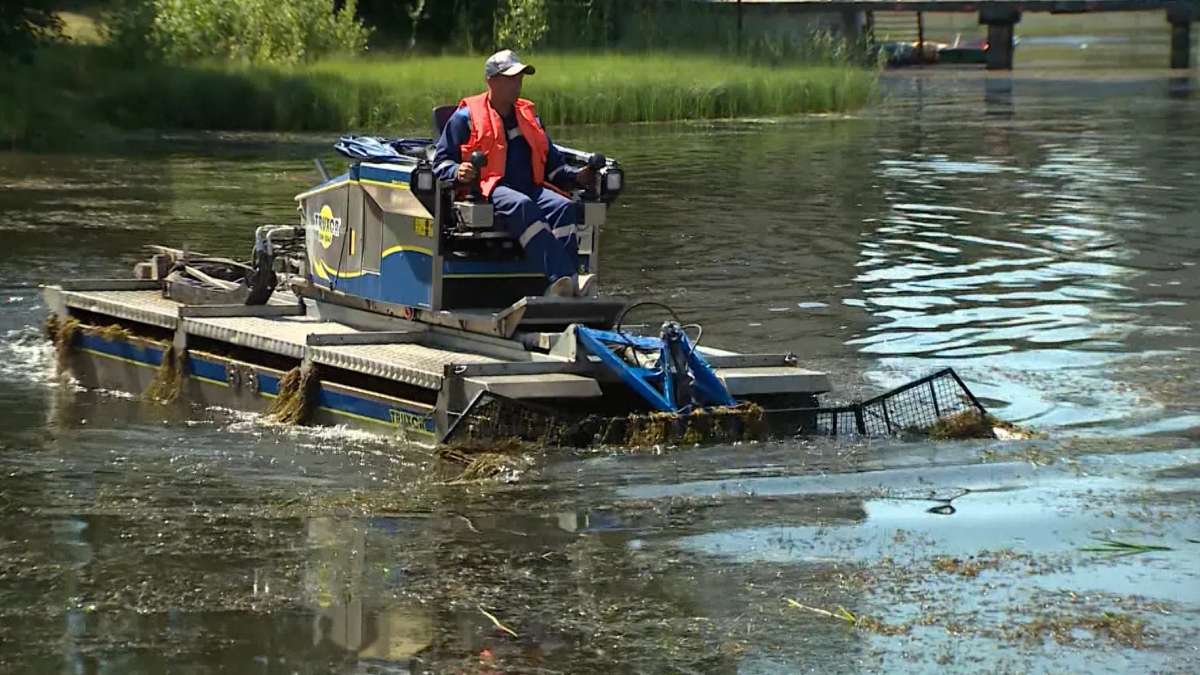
[785,598,911,636]
[444,392,769,452]
[595,402,768,448]
[931,556,988,578]
[264,361,319,424]
[591,403,767,449]
[435,438,532,484]
[97,323,134,343]
[143,346,187,404]
[42,313,80,373]
[477,605,519,638]
[929,409,1037,441]
[1010,611,1152,648]
[1078,537,1174,557]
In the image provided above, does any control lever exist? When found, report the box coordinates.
[584,152,605,196]
[468,150,487,200]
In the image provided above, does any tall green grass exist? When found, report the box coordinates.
[2,47,879,150]
[300,53,880,128]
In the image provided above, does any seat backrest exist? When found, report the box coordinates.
[432,105,457,136]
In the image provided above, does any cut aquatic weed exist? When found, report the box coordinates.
[1009,611,1153,649]
[1078,537,1174,556]
[435,437,533,484]
[784,598,910,636]
[928,408,1039,441]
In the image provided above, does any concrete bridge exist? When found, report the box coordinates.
[699,0,1200,69]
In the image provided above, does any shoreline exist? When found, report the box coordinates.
[0,48,881,153]
[6,46,1195,156]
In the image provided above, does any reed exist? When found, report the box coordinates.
[2,47,879,150]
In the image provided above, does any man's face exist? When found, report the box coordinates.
[488,72,523,104]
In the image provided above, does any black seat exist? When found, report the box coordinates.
[432,105,457,137]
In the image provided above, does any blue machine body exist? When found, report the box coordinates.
[294,132,618,315]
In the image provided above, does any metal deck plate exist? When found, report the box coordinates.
[62,290,182,328]
[507,296,628,328]
[716,367,832,396]
[50,287,587,392]
[467,373,602,400]
[183,316,358,360]
[59,288,305,330]
[308,342,500,390]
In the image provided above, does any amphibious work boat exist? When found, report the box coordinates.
[40,109,987,448]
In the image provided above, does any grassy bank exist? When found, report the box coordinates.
[1,47,880,151]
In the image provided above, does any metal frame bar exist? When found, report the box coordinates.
[704,353,797,368]
[444,359,588,378]
[305,331,423,347]
[59,279,163,292]
[178,304,305,318]
[431,181,446,312]
[439,389,488,443]
[293,279,623,341]
[948,368,988,414]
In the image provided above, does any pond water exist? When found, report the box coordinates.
[1,70,1199,674]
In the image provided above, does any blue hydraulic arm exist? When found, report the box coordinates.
[575,327,673,410]
[575,324,737,413]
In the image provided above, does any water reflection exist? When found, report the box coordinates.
[835,80,1200,429]
[1167,75,1194,99]
[304,518,433,671]
[983,77,1014,118]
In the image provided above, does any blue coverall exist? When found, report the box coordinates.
[432,106,582,283]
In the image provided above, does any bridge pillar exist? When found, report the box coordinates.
[841,9,866,41]
[978,4,1022,71]
[1167,4,1196,69]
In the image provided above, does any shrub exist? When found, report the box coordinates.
[104,0,373,65]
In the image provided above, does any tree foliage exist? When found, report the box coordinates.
[494,0,549,52]
[0,0,64,61]
[104,0,373,65]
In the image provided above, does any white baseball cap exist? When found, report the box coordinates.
[485,49,536,78]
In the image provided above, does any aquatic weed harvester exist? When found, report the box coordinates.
[40,115,992,448]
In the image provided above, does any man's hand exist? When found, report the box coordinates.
[456,162,478,184]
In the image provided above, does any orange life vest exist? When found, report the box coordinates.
[458,93,550,198]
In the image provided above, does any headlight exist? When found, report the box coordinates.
[603,169,623,193]
[412,168,435,193]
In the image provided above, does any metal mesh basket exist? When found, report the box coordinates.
[439,394,770,449]
[440,394,603,449]
[793,368,987,438]
[440,368,987,448]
